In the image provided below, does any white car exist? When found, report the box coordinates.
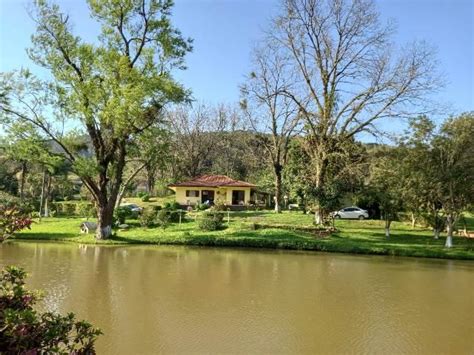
[332,207,368,220]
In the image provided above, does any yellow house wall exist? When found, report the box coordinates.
[171,186,252,206]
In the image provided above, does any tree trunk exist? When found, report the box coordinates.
[94,141,127,240]
[43,173,51,217]
[314,209,323,225]
[433,228,440,239]
[96,204,114,240]
[19,161,27,203]
[146,165,156,196]
[445,214,454,248]
[116,162,147,208]
[410,212,416,228]
[312,156,328,225]
[38,169,47,221]
[274,164,282,213]
[385,219,391,238]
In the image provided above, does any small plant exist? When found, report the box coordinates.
[0,206,33,242]
[141,193,150,202]
[139,208,157,228]
[0,266,102,353]
[198,211,224,231]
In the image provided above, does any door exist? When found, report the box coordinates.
[201,190,215,204]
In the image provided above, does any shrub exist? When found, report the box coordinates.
[114,206,134,224]
[163,201,181,210]
[139,208,157,228]
[136,191,146,198]
[0,266,102,353]
[198,211,224,231]
[0,206,33,242]
[141,193,150,202]
[156,209,170,228]
[152,205,162,212]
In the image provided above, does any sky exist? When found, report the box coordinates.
[0,0,473,120]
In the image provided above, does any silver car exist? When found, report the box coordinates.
[332,207,368,220]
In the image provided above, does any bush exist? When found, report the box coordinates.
[114,206,134,224]
[139,208,157,228]
[0,266,102,353]
[156,209,170,228]
[141,193,150,202]
[164,201,181,210]
[198,211,224,231]
[0,206,33,242]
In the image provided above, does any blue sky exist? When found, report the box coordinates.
[0,0,472,116]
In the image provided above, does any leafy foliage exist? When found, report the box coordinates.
[0,266,102,353]
[140,208,158,228]
[0,206,33,242]
[198,211,224,231]
[114,206,136,225]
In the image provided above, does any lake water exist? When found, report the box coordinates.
[1,242,473,354]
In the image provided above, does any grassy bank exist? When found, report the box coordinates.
[13,211,474,260]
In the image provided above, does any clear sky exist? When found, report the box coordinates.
[1,0,473,115]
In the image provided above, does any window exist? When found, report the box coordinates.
[186,190,200,197]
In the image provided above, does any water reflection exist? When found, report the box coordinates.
[1,242,473,354]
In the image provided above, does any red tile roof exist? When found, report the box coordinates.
[168,175,256,188]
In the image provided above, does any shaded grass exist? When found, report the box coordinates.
[15,212,474,260]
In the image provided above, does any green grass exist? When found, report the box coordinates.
[14,211,474,260]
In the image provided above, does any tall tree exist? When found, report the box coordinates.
[0,0,191,239]
[241,42,300,212]
[269,0,440,223]
[431,113,474,247]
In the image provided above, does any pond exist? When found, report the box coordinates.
[1,242,473,354]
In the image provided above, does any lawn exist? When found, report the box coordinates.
[13,210,474,260]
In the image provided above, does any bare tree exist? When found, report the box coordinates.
[270,0,440,223]
[241,42,300,212]
[168,104,218,178]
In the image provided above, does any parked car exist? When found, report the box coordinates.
[332,207,368,220]
[120,203,143,213]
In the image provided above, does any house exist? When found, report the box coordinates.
[168,175,257,208]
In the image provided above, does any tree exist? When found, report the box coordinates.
[370,146,403,237]
[269,0,440,223]
[0,0,191,239]
[241,41,300,212]
[398,116,444,237]
[116,124,170,206]
[397,113,474,246]
[431,113,474,247]
[168,103,247,179]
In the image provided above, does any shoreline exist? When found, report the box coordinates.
[12,233,474,261]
